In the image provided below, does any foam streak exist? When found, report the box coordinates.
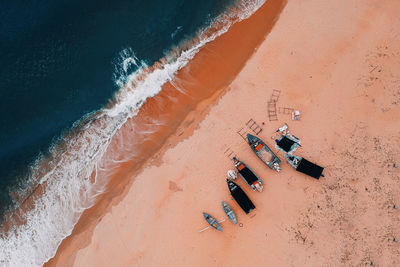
[0,1,265,266]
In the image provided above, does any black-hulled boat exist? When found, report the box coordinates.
[226,179,255,214]
[285,154,324,179]
[275,134,301,154]
[233,157,263,192]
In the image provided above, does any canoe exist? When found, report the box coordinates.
[232,157,263,192]
[222,201,237,224]
[284,154,324,179]
[203,212,222,231]
[247,134,281,172]
[226,179,255,214]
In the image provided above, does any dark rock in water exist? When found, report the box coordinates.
[394,163,398,168]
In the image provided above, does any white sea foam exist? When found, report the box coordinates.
[171,26,183,40]
[0,1,265,266]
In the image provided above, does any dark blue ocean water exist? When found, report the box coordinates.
[0,0,235,217]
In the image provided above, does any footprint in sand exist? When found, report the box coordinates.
[169,181,183,192]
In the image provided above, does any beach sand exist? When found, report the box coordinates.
[48,0,400,266]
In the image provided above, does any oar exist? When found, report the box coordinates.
[199,219,225,233]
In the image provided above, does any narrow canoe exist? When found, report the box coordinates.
[203,212,223,231]
[222,201,237,224]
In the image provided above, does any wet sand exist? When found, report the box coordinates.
[49,0,400,266]
[46,0,286,266]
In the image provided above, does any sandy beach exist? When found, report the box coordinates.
[47,0,400,266]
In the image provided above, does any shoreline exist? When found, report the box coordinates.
[58,0,400,265]
[45,1,287,265]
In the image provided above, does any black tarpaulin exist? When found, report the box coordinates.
[227,180,255,214]
[277,136,295,153]
[239,167,258,185]
[296,158,324,179]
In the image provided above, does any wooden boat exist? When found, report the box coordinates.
[226,179,255,214]
[222,201,237,224]
[203,212,222,232]
[247,134,281,172]
[284,154,324,179]
[232,157,263,192]
[275,134,301,154]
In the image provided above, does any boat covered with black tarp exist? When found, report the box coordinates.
[285,154,324,179]
[232,157,263,192]
[275,134,301,154]
[226,179,255,214]
[276,136,295,152]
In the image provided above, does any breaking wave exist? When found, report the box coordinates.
[0,0,265,266]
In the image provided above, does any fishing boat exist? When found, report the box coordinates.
[222,201,237,224]
[203,212,223,232]
[226,179,255,214]
[232,157,263,192]
[247,134,281,172]
[275,134,301,154]
[284,154,324,179]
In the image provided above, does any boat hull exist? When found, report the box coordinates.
[222,201,237,224]
[233,157,263,192]
[203,212,223,231]
[284,154,324,179]
[226,179,255,214]
[247,134,281,171]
